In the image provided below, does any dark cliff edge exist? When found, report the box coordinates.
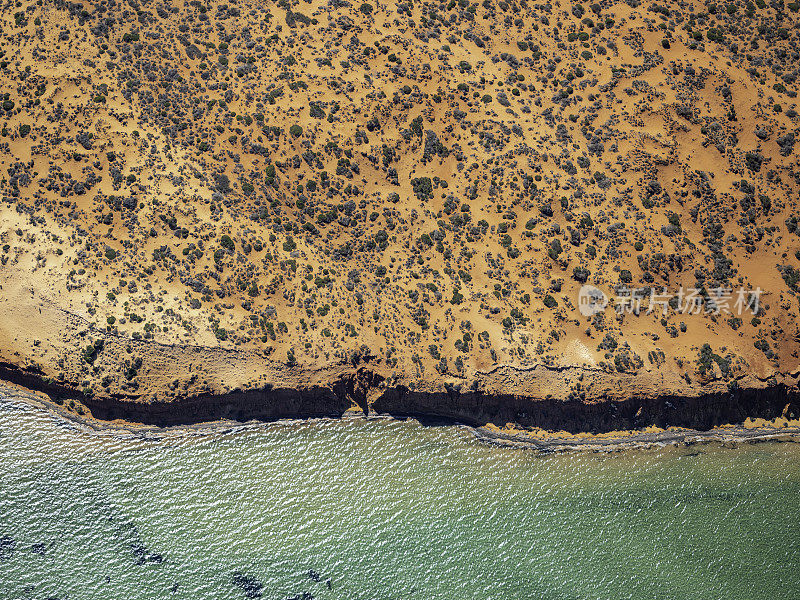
[0,361,355,425]
[373,385,798,433]
[1,361,798,435]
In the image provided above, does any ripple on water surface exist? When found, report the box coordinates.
[1,397,799,600]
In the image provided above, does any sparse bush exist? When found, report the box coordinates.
[410,177,433,200]
[220,234,235,251]
[573,266,590,283]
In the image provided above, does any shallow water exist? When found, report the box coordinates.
[0,396,799,600]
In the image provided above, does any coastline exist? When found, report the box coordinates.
[2,375,800,453]
[472,421,800,452]
[3,282,800,447]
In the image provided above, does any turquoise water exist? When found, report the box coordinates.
[0,395,799,600]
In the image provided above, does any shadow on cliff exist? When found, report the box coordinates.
[372,384,798,434]
[1,362,797,432]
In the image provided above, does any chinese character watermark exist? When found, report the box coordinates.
[577,286,761,316]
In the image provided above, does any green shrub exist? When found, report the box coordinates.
[548,239,563,260]
[573,266,590,283]
[410,177,433,200]
[220,234,235,251]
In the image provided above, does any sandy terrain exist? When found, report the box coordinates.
[0,0,798,431]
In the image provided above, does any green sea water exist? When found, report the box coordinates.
[0,395,799,600]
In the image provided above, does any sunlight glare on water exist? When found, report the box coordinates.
[0,396,799,599]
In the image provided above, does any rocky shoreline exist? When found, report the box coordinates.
[2,362,799,452]
[472,422,800,452]
[3,279,800,448]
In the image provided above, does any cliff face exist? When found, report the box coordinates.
[372,382,799,433]
[1,252,799,435]
[2,360,798,434]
